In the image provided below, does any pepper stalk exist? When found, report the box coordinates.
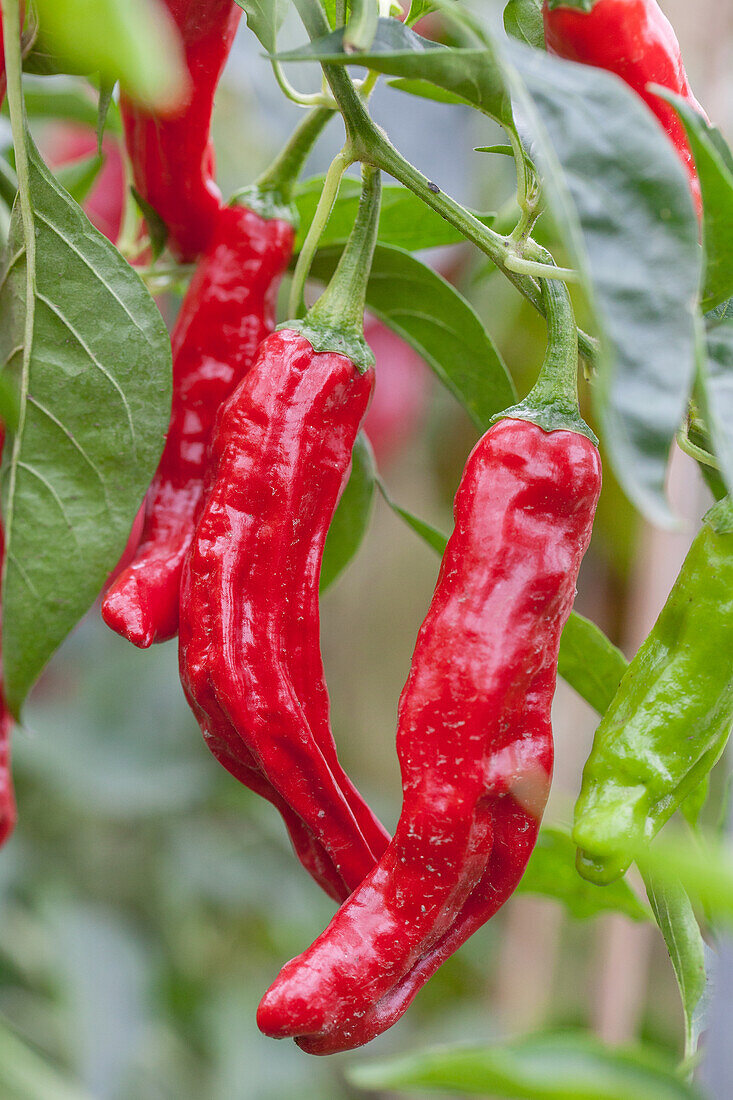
[500,264,598,444]
[284,164,381,373]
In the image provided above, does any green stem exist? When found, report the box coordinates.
[286,164,381,371]
[502,275,597,441]
[287,144,353,319]
[270,59,331,108]
[291,0,599,368]
[676,428,719,470]
[231,105,334,223]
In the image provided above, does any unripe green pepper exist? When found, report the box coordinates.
[573,497,733,885]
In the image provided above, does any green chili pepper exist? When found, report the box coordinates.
[573,496,733,886]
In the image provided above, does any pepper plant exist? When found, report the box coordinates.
[0,0,730,1096]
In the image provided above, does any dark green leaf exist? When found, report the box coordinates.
[654,89,733,313]
[275,18,515,126]
[0,138,172,715]
[294,176,494,253]
[504,41,702,525]
[309,243,515,429]
[34,0,187,110]
[699,317,733,496]
[131,187,168,261]
[348,1032,703,1097]
[96,77,116,154]
[475,144,514,156]
[503,0,545,50]
[321,432,376,591]
[55,153,104,206]
[643,871,708,1061]
[557,611,627,715]
[234,0,289,53]
[519,827,650,922]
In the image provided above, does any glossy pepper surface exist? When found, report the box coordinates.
[543,0,706,215]
[103,203,294,647]
[574,495,733,886]
[179,328,390,900]
[258,416,602,1052]
[120,0,241,260]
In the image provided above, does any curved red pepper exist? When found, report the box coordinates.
[543,0,706,216]
[257,417,601,1050]
[179,329,390,899]
[120,0,241,260]
[102,203,294,647]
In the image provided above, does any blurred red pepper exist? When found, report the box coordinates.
[543,0,707,216]
[362,318,428,467]
[43,125,126,243]
[120,0,241,260]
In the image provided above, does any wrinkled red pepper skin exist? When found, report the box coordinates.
[543,0,705,215]
[102,204,294,647]
[258,418,601,1051]
[179,329,390,899]
[120,0,241,260]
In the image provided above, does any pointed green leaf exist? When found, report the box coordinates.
[557,611,627,715]
[504,0,545,51]
[234,0,289,53]
[321,432,376,591]
[0,138,172,715]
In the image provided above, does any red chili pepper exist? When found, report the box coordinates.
[120,0,241,260]
[179,328,389,899]
[258,417,601,1050]
[542,0,706,216]
[103,202,294,647]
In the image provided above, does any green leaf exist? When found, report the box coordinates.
[699,317,733,496]
[503,0,545,50]
[0,1018,94,1100]
[643,871,708,1061]
[54,153,104,206]
[406,0,438,23]
[33,0,187,111]
[131,187,168,261]
[557,611,627,715]
[386,76,472,106]
[654,89,733,313]
[348,1032,703,1097]
[275,18,515,127]
[503,41,702,526]
[234,0,289,53]
[321,432,376,591]
[0,157,18,210]
[519,826,650,922]
[0,138,172,715]
[377,480,449,555]
[96,78,117,154]
[294,176,494,253]
[309,243,515,430]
